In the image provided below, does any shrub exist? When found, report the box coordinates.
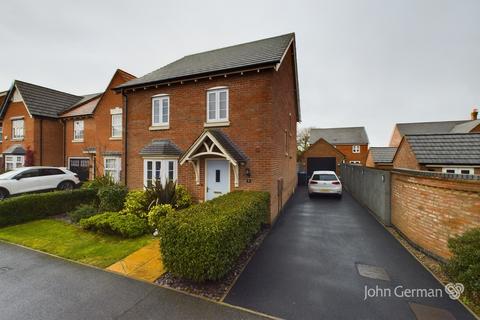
[173,185,192,209]
[82,175,116,191]
[147,204,174,230]
[68,204,98,223]
[145,180,177,209]
[98,185,128,212]
[0,189,97,227]
[159,191,270,282]
[121,190,150,218]
[444,228,480,304]
[80,211,148,238]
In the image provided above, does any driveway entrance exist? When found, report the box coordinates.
[225,188,474,320]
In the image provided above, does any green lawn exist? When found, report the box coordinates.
[0,219,153,268]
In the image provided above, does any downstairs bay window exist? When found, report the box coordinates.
[143,159,177,187]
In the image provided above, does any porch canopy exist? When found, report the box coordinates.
[180,129,248,187]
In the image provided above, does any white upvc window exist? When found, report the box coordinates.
[152,95,169,127]
[104,157,121,182]
[5,155,24,171]
[349,160,361,165]
[352,145,361,153]
[207,87,228,122]
[143,159,178,187]
[0,125,3,142]
[73,120,84,141]
[111,114,122,138]
[12,119,24,140]
[442,167,474,175]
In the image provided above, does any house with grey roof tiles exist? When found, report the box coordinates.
[366,147,398,170]
[393,133,480,175]
[115,33,300,221]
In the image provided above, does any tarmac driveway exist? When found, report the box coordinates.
[0,241,270,320]
[225,188,474,320]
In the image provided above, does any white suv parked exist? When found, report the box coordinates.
[0,167,81,200]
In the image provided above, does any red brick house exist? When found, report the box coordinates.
[0,80,88,171]
[304,127,369,174]
[393,133,480,175]
[389,109,480,147]
[115,33,300,221]
[59,69,136,181]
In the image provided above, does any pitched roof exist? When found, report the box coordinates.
[208,129,248,163]
[396,120,468,136]
[13,80,84,118]
[139,140,183,156]
[368,147,397,163]
[404,133,480,165]
[309,127,369,145]
[60,96,101,118]
[117,33,294,89]
[450,120,480,133]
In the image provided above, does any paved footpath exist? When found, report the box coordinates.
[225,189,475,320]
[0,241,271,320]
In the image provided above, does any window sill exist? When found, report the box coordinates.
[204,121,230,128]
[149,125,170,131]
[109,137,122,141]
[11,138,24,141]
[72,139,84,143]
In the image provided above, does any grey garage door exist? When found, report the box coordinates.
[306,157,336,179]
[69,158,90,181]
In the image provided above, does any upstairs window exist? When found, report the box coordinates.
[152,95,169,127]
[207,88,228,122]
[352,145,361,153]
[111,114,122,138]
[12,119,24,140]
[73,120,84,141]
[0,125,3,142]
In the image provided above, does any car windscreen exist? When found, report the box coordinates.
[0,170,21,180]
[311,174,338,181]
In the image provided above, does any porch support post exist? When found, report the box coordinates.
[189,160,200,185]
[232,163,239,187]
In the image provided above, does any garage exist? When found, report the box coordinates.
[69,158,90,181]
[306,157,336,178]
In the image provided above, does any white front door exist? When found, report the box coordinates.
[206,159,230,200]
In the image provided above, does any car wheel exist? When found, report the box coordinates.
[0,189,9,200]
[58,181,74,191]
[308,192,313,198]
[337,194,343,199]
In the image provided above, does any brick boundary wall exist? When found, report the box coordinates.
[391,169,480,261]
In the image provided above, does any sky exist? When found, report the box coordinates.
[1,0,479,146]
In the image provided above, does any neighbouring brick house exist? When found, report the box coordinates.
[303,127,369,175]
[365,147,397,170]
[115,33,300,221]
[389,109,480,147]
[59,69,136,181]
[393,133,480,175]
[0,80,89,171]
[299,138,345,176]
[0,90,7,169]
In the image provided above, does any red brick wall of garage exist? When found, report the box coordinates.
[125,61,298,222]
[392,139,421,170]
[334,144,368,165]
[299,138,345,174]
[2,101,36,163]
[391,170,480,260]
[389,126,403,147]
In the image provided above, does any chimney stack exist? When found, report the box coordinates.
[472,108,478,120]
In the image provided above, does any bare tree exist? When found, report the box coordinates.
[297,127,312,157]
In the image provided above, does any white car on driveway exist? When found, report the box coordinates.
[308,170,342,198]
[0,167,81,200]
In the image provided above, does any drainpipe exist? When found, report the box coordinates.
[61,119,66,167]
[122,90,128,186]
[39,119,43,165]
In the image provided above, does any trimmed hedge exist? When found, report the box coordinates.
[98,185,128,212]
[0,189,97,227]
[80,212,148,238]
[159,191,269,282]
